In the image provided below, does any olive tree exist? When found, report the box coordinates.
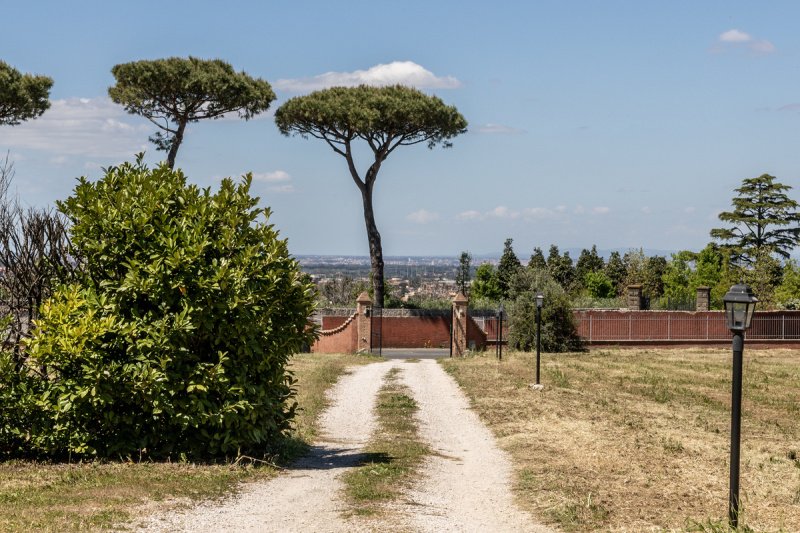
[275,84,467,307]
[109,57,275,168]
[0,61,52,125]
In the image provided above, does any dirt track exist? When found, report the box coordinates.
[136,359,552,532]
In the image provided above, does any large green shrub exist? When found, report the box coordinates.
[507,268,583,353]
[13,158,316,459]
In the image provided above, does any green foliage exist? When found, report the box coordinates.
[642,256,667,299]
[497,238,521,299]
[471,263,502,301]
[528,247,547,270]
[547,245,576,292]
[275,84,467,150]
[0,61,53,126]
[575,245,605,284]
[507,268,583,353]
[584,270,614,298]
[775,260,800,309]
[710,174,800,264]
[455,251,472,295]
[605,251,626,295]
[8,158,316,459]
[109,57,275,167]
[274,84,467,309]
[662,251,694,301]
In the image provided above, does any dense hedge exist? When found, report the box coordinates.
[0,158,316,459]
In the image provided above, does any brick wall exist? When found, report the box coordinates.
[574,309,800,345]
[311,312,358,353]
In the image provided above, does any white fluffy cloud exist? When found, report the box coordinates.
[717,29,775,54]
[719,29,752,43]
[0,97,149,158]
[457,204,606,222]
[407,209,440,224]
[275,61,462,92]
[252,170,291,182]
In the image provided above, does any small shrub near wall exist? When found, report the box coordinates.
[0,158,316,460]
[507,268,584,352]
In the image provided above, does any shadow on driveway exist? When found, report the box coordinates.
[380,348,450,360]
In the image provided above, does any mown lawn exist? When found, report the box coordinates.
[441,347,800,532]
[0,352,377,532]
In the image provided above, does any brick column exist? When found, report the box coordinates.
[356,292,372,353]
[451,292,468,357]
[627,285,642,311]
[696,286,711,312]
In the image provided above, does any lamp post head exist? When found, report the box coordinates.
[536,292,544,309]
[498,304,505,318]
[723,283,758,332]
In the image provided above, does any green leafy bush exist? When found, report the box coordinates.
[9,158,316,459]
[507,268,583,352]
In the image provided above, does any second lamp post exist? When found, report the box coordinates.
[535,292,544,385]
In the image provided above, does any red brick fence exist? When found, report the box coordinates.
[311,292,486,355]
[574,309,800,346]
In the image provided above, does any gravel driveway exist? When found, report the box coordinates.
[136,358,552,532]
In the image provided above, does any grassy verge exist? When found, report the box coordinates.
[0,352,376,532]
[343,364,429,516]
[441,348,800,532]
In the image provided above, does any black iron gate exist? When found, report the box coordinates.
[370,306,383,356]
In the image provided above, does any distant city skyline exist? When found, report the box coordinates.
[2,2,800,257]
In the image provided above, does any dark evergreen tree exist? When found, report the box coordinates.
[497,238,521,299]
[528,247,547,271]
[605,251,627,295]
[710,174,800,265]
[575,245,605,287]
[642,255,667,298]
[455,251,472,295]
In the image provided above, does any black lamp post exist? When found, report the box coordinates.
[722,283,757,529]
[535,292,544,385]
[497,304,505,360]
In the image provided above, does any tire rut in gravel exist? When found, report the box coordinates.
[135,360,397,533]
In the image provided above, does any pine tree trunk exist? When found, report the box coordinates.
[361,185,384,309]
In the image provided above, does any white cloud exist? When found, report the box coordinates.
[456,210,483,221]
[641,206,652,215]
[684,206,696,214]
[750,40,776,54]
[0,97,149,158]
[719,29,752,43]
[252,170,291,182]
[456,204,610,223]
[490,205,519,219]
[275,61,462,92]
[407,209,440,224]
[716,29,775,54]
[474,123,525,134]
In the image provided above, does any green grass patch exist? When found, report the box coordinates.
[343,366,428,516]
[0,352,378,532]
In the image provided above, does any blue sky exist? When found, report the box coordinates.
[2,1,799,257]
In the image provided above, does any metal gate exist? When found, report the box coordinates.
[370,306,383,356]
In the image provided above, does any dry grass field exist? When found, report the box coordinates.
[0,352,375,532]
[441,347,800,532]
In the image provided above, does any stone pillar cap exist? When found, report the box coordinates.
[453,292,468,304]
[356,291,372,305]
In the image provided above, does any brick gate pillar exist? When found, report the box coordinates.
[695,286,711,312]
[356,292,372,353]
[451,292,468,357]
[627,285,643,310]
